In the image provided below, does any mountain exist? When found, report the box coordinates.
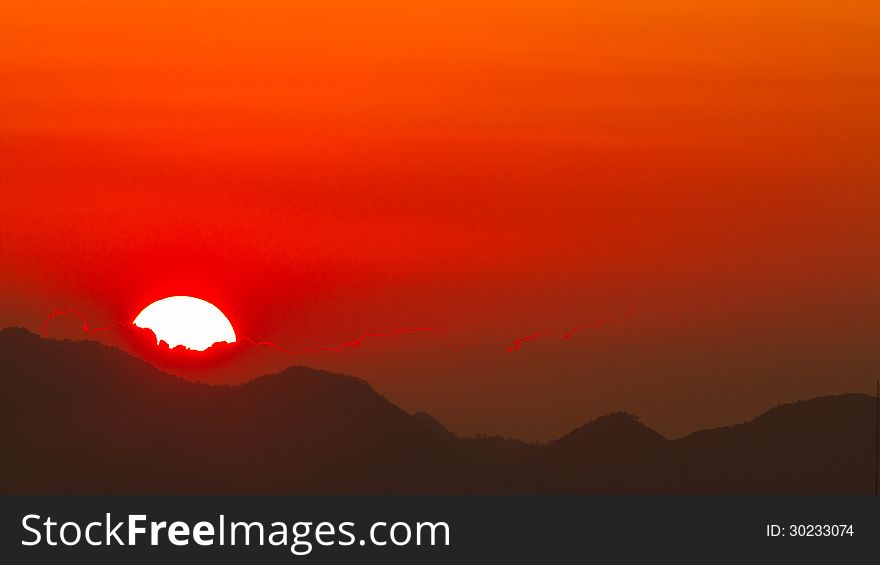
[0,327,466,494]
[673,394,877,494]
[507,412,684,494]
[413,411,539,473]
[502,395,877,494]
[1,327,876,494]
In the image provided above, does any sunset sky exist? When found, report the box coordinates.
[2,1,878,441]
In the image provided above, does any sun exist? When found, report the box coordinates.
[133,296,236,351]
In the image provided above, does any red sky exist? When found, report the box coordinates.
[2,1,879,440]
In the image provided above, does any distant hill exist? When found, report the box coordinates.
[507,412,684,494]
[497,395,876,494]
[673,394,877,494]
[1,327,876,494]
[0,327,466,494]
[413,411,539,473]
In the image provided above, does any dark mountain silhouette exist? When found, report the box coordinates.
[413,411,539,472]
[1,327,876,494]
[0,327,466,494]
[672,394,877,494]
[505,412,684,493]
[503,397,876,494]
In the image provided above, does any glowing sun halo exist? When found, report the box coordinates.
[133,296,236,351]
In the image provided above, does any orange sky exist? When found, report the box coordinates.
[2,1,879,440]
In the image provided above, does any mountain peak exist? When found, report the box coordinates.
[553,411,669,450]
[0,325,40,340]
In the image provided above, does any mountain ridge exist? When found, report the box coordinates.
[1,327,875,494]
